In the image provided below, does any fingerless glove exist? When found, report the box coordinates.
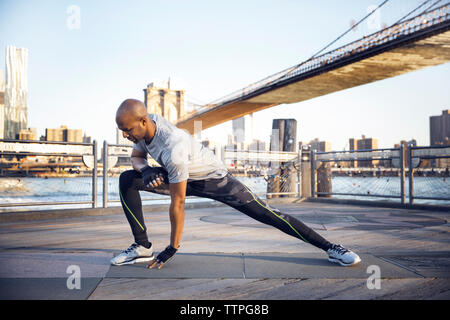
[155,245,178,264]
[141,166,169,186]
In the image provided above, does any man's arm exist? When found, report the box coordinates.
[130,148,148,172]
[148,180,187,269]
[168,180,187,249]
[131,149,167,188]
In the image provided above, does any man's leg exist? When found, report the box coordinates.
[111,169,171,265]
[118,169,170,248]
[188,173,361,266]
[186,173,332,251]
[119,170,150,248]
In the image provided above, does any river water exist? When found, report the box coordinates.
[0,175,449,212]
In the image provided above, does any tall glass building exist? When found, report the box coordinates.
[4,45,28,139]
[0,69,4,140]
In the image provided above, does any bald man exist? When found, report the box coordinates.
[111,98,361,269]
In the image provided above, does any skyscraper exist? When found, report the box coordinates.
[232,113,254,149]
[430,110,450,146]
[430,109,450,168]
[0,69,5,140]
[4,45,28,139]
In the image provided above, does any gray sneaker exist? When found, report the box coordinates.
[327,244,361,266]
[110,242,155,266]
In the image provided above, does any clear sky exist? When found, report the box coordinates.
[1,0,449,150]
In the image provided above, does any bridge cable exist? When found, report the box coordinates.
[393,0,435,24]
[272,0,390,83]
[304,0,390,61]
[419,0,446,15]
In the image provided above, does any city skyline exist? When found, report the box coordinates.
[0,1,449,150]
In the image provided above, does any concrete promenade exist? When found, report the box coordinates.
[0,198,449,300]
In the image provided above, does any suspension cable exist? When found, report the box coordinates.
[393,0,434,24]
[273,0,390,83]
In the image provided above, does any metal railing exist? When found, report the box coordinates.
[177,4,450,124]
[2,140,448,211]
[101,144,302,206]
[222,148,301,198]
[101,142,171,208]
[408,145,450,204]
[311,145,450,204]
[0,139,98,209]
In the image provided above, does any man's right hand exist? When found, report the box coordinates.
[141,166,169,188]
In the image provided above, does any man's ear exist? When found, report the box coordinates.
[140,116,147,128]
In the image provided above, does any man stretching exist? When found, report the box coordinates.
[111,99,361,269]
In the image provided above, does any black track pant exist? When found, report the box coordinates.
[119,170,332,252]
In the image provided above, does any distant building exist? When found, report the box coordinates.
[430,109,450,146]
[45,125,83,143]
[4,45,28,139]
[299,138,331,153]
[247,139,268,166]
[18,127,37,140]
[232,114,254,148]
[429,110,450,168]
[351,135,378,150]
[65,128,82,143]
[349,135,379,167]
[45,128,63,142]
[248,139,268,152]
[143,78,185,124]
[82,133,91,144]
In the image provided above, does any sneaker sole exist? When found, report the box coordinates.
[328,257,361,267]
[111,255,155,266]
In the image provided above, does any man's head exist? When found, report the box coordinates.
[116,99,152,143]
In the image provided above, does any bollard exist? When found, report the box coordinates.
[103,140,108,208]
[266,119,297,198]
[311,149,316,198]
[301,146,311,198]
[400,144,405,204]
[317,162,332,197]
[92,140,98,208]
[408,145,414,205]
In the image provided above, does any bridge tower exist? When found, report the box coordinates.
[143,78,185,124]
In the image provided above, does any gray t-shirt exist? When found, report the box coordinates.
[133,113,228,183]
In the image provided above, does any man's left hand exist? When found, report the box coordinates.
[147,245,178,270]
[141,166,169,188]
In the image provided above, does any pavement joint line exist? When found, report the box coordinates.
[376,256,426,278]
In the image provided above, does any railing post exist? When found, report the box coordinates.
[311,149,316,198]
[103,140,108,208]
[400,144,405,204]
[297,150,302,198]
[408,145,414,205]
[92,140,98,208]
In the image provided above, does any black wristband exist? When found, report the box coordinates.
[156,245,178,264]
